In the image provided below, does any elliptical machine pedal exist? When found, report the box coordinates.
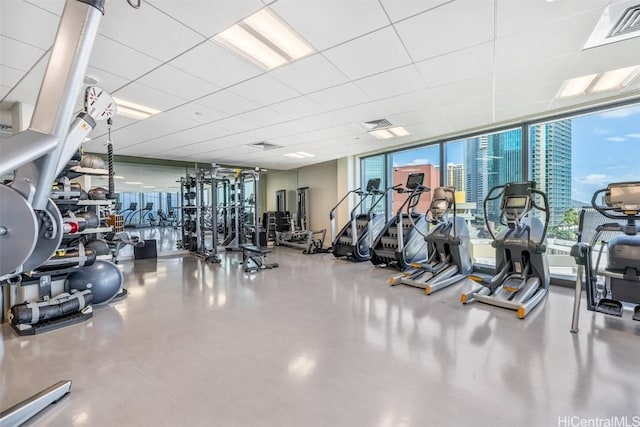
[633,305,640,321]
[595,299,624,317]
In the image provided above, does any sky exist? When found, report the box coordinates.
[389,104,640,205]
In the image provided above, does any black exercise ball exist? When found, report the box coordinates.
[75,211,99,228]
[88,186,109,200]
[85,239,111,256]
[79,189,89,200]
[66,260,123,305]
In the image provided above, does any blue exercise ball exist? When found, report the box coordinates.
[66,260,123,305]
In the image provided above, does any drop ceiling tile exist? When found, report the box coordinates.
[307,82,370,111]
[214,116,260,133]
[428,74,494,106]
[271,54,348,94]
[568,36,640,78]
[136,65,219,102]
[170,41,262,88]
[496,0,607,38]
[1,72,42,105]
[148,0,264,38]
[98,3,205,62]
[415,42,494,88]
[229,74,300,106]
[438,94,493,119]
[495,82,563,111]
[380,0,452,23]
[404,116,451,138]
[355,65,425,100]
[119,125,229,156]
[299,111,350,130]
[85,66,129,93]
[24,0,65,15]
[234,108,289,128]
[169,103,227,124]
[271,0,389,51]
[494,101,550,123]
[89,35,162,80]
[0,1,59,50]
[269,96,326,120]
[110,113,201,147]
[267,120,314,136]
[197,90,260,116]
[494,9,602,69]
[239,127,284,142]
[113,82,187,112]
[495,54,577,95]
[445,110,495,133]
[334,99,397,123]
[395,0,495,62]
[0,35,46,72]
[324,27,411,80]
[0,85,11,100]
[0,65,25,88]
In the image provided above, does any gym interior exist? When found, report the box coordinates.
[1,1,640,426]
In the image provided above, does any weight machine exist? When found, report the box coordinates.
[274,187,328,254]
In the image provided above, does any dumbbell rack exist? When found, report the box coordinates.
[179,175,198,252]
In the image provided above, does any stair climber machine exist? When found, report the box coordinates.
[330,178,387,262]
[570,182,640,333]
[460,182,550,319]
[370,173,430,270]
[0,1,140,425]
[390,186,474,294]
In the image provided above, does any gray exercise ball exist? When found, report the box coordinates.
[80,154,106,170]
[85,239,111,256]
[88,186,109,200]
[75,211,99,228]
[66,260,123,305]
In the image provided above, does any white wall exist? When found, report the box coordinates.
[297,159,338,246]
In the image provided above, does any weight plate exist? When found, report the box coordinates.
[189,237,198,251]
[22,199,64,272]
[0,185,38,276]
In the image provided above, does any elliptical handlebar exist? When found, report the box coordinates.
[591,181,640,220]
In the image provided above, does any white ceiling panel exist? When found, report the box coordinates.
[266,120,314,137]
[496,0,607,38]
[494,9,602,69]
[0,65,25,89]
[148,0,264,38]
[415,42,494,89]
[213,116,260,133]
[1,71,42,105]
[169,103,227,124]
[495,82,563,111]
[0,1,58,50]
[271,0,390,51]
[135,65,219,102]
[269,96,326,120]
[307,82,370,111]
[355,65,425,100]
[113,82,187,111]
[0,35,45,72]
[445,110,495,133]
[89,35,162,80]
[0,85,11,101]
[24,0,65,15]
[428,74,494,107]
[229,74,300,106]
[404,116,451,138]
[97,3,205,62]
[197,89,260,116]
[380,0,452,23]
[117,123,231,156]
[334,99,399,123]
[85,66,130,93]
[568,36,640,78]
[110,113,200,147]
[170,41,262,88]
[271,54,348,94]
[494,54,577,95]
[395,0,495,62]
[494,101,550,123]
[323,27,411,80]
[438,95,494,119]
[386,107,444,127]
[239,127,285,142]
[234,107,289,128]
[299,111,351,130]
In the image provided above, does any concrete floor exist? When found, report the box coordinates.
[2,249,640,427]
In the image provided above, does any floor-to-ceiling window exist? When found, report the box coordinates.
[361,155,386,216]
[389,144,440,216]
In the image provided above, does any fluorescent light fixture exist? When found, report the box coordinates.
[125,181,143,185]
[557,66,640,98]
[142,185,156,189]
[285,152,315,159]
[114,175,125,180]
[213,8,314,70]
[113,97,161,120]
[83,137,92,142]
[369,126,410,139]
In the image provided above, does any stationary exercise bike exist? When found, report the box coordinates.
[570,181,640,332]
[460,182,550,319]
[391,186,474,294]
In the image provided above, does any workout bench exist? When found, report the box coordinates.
[240,244,279,273]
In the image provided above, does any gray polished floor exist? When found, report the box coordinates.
[2,249,639,427]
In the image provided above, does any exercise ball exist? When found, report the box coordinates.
[88,186,109,200]
[79,189,89,200]
[66,260,123,305]
[80,154,106,170]
[75,211,99,228]
[85,239,111,256]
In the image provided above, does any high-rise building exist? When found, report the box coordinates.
[530,120,572,225]
[447,163,465,193]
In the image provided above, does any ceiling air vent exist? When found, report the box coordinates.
[609,5,640,37]
[362,118,393,130]
[248,141,281,150]
[585,1,640,49]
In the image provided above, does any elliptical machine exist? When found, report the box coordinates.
[330,179,386,262]
[391,186,474,294]
[369,173,430,270]
[460,181,550,319]
[570,181,640,332]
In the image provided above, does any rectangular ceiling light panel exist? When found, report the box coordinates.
[369,126,410,139]
[557,66,640,97]
[113,97,161,120]
[214,8,315,70]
